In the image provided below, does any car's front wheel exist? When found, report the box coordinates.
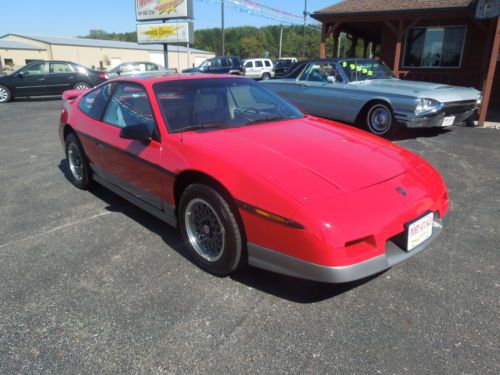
[365,103,397,137]
[65,133,92,189]
[0,85,12,103]
[179,184,244,276]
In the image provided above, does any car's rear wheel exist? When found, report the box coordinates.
[179,184,244,276]
[261,73,271,80]
[73,82,91,90]
[0,85,12,103]
[65,133,92,189]
[365,103,397,137]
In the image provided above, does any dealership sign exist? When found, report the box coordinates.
[137,22,194,44]
[136,0,193,21]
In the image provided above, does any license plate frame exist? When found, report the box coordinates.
[405,211,434,252]
[442,116,455,127]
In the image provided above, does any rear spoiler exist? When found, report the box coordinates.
[62,89,87,101]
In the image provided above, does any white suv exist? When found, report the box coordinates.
[243,58,274,80]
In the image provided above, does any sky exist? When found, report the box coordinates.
[0,0,337,37]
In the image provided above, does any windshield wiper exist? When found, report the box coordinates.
[177,122,231,132]
[244,116,286,126]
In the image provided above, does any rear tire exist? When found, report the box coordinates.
[65,133,92,189]
[179,184,244,276]
[0,85,11,103]
[261,73,271,80]
[365,102,398,137]
[73,82,91,90]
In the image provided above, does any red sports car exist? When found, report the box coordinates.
[59,74,448,283]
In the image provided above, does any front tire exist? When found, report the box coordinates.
[179,184,244,276]
[0,85,12,103]
[65,133,92,189]
[365,103,397,137]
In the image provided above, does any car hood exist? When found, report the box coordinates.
[357,79,481,102]
[184,117,421,201]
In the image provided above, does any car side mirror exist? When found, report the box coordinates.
[119,124,152,142]
[116,70,121,76]
[16,72,24,78]
[327,76,336,83]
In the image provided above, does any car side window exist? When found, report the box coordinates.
[264,60,271,67]
[102,83,156,132]
[21,62,45,76]
[303,62,338,83]
[146,63,157,71]
[49,63,73,74]
[255,60,263,68]
[244,61,253,68]
[78,83,113,120]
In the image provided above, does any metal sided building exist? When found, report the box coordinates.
[0,34,214,73]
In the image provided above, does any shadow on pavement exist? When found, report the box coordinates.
[388,126,453,141]
[59,159,381,303]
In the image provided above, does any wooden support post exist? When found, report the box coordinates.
[393,20,403,77]
[479,16,500,126]
[332,28,340,57]
[320,23,327,58]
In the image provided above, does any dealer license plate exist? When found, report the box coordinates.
[407,212,434,251]
[442,116,455,127]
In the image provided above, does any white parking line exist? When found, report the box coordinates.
[0,211,112,250]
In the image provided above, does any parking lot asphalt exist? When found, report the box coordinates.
[0,98,499,374]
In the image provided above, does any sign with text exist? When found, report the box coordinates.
[137,22,194,44]
[136,0,193,21]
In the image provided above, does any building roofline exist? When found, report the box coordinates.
[311,5,474,20]
[1,34,213,54]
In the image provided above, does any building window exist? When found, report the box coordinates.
[403,26,466,68]
[4,58,13,66]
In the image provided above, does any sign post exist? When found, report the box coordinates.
[135,0,194,69]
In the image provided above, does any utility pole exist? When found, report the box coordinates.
[302,0,308,58]
[279,25,283,59]
[221,0,225,56]
[162,19,168,68]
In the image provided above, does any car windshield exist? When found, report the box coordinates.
[339,59,395,82]
[154,78,304,132]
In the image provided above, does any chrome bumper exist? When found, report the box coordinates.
[399,110,475,128]
[248,217,443,283]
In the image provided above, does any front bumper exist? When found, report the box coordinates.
[248,215,443,283]
[396,101,478,128]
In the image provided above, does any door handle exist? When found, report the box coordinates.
[37,78,46,82]
[97,142,105,149]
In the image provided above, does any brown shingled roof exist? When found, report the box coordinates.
[315,0,475,15]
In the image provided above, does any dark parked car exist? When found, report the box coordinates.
[273,59,293,78]
[182,56,244,75]
[0,60,108,103]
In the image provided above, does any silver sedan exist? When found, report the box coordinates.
[261,58,482,136]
